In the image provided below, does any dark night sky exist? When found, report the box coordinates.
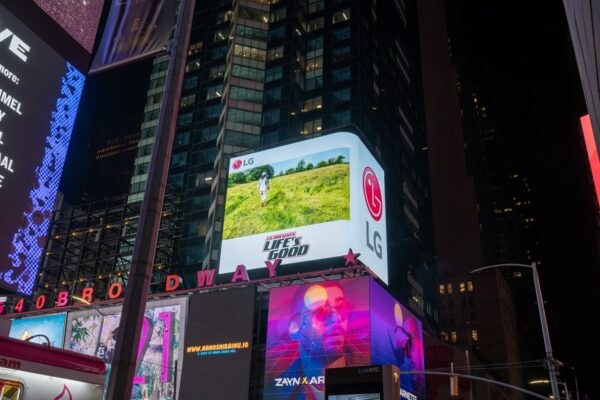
[454,0,599,396]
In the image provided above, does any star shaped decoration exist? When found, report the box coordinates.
[343,248,361,266]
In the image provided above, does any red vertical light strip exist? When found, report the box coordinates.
[581,114,600,206]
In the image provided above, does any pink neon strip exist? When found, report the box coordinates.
[581,114,600,206]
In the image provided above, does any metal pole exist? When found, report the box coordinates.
[531,262,560,400]
[105,0,195,398]
[573,370,580,400]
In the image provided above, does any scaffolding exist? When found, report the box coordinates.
[34,194,183,302]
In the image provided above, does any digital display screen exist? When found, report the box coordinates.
[66,299,186,399]
[264,277,425,400]
[221,132,388,283]
[328,395,381,400]
[33,0,105,53]
[0,5,85,295]
[9,313,66,347]
[369,280,425,399]
[179,287,256,399]
[264,278,371,399]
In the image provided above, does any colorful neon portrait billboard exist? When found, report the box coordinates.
[264,277,425,400]
[221,132,388,283]
[9,313,66,348]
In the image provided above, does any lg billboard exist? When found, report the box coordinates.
[0,4,85,295]
[220,132,389,283]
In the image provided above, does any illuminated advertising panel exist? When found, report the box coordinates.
[264,277,425,400]
[0,5,85,295]
[65,298,186,399]
[221,132,388,283]
[9,312,66,347]
[33,0,105,53]
[369,280,425,399]
[264,278,371,399]
[179,287,255,399]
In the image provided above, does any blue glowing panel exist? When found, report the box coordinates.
[0,5,86,295]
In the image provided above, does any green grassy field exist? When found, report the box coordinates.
[223,163,350,239]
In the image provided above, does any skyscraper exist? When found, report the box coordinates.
[26,0,437,325]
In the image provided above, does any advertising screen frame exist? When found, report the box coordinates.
[64,297,187,399]
[220,131,388,284]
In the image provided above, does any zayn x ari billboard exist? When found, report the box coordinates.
[220,132,388,283]
[264,277,425,400]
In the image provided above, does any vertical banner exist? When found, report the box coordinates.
[179,287,256,399]
[90,0,177,73]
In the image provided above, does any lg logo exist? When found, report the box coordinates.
[0,27,30,62]
[363,167,383,259]
[232,158,254,170]
[363,167,382,221]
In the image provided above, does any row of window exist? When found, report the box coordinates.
[440,329,479,344]
[439,281,474,295]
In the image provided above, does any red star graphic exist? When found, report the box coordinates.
[343,248,361,266]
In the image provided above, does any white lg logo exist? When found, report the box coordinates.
[0,27,30,62]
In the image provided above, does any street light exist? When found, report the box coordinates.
[72,295,107,357]
[470,262,560,400]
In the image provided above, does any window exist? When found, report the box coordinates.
[267,45,284,61]
[171,152,187,167]
[232,65,264,82]
[302,96,322,112]
[439,284,445,295]
[209,45,228,60]
[230,86,263,103]
[471,329,479,342]
[307,37,324,58]
[305,17,324,32]
[177,112,193,127]
[205,84,223,101]
[269,26,285,42]
[333,26,351,42]
[186,58,201,72]
[0,379,23,400]
[459,282,466,293]
[208,65,225,80]
[227,108,261,125]
[332,66,351,83]
[332,110,350,125]
[270,7,286,22]
[198,126,219,143]
[332,87,351,103]
[188,41,203,55]
[197,104,221,120]
[302,118,322,135]
[467,280,474,292]
[233,44,266,61]
[264,86,282,103]
[183,76,198,90]
[262,108,280,126]
[179,94,195,109]
[450,331,457,343]
[305,76,323,90]
[441,331,449,342]
[265,65,283,82]
[447,283,453,294]
[307,0,324,13]
[332,45,351,62]
[236,25,267,41]
[213,27,230,42]
[332,8,350,24]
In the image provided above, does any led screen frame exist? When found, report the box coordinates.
[220,132,388,283]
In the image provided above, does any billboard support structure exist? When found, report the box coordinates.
[104,0,195,397]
